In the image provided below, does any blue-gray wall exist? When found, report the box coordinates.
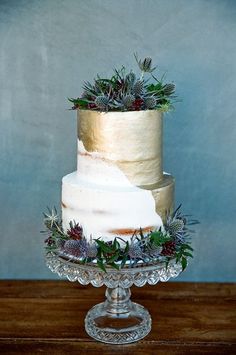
[0,0,235,280]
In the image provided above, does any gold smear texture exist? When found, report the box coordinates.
[149,174,175,222]
[78,110,163,186]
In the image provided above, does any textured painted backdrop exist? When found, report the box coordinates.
[0,0,235,280]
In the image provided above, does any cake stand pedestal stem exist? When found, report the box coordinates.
[105,287,131,315]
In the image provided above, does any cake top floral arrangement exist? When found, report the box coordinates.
[69,54,176,112]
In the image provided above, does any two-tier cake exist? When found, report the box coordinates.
[62,109,174,243]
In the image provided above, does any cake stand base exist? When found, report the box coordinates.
[85,287,151,344]
[46,252,183,344]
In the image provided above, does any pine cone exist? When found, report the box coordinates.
[161,241,176,256]
[133,80,144,96]
[123,94,135,108]
[144,97,156,109]
[94,95,110,110]
[67,223,83,240]
[63,240,81,257]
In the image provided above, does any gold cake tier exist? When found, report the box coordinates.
[78,109,163,186]
[141,173,175,222]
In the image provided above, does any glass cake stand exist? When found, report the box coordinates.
[46,252,183,344]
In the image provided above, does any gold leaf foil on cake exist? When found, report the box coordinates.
[78,109,163,186]
[147,174,175,222]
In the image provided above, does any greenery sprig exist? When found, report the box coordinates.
[68,54,177,112]
[42,206,197,272]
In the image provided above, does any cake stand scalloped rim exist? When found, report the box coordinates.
[45,251,183,288]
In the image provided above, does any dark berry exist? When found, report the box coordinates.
[161,241,176,256]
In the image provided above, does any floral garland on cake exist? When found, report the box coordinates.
[42,206,197,272]
[68,54,177,112]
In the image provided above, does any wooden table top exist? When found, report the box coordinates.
[0,281,235,354]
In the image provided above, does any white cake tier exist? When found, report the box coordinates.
[62,172,163,242]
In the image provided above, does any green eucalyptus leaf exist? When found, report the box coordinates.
[96,240,113,253]
[109,262,120,270]
[121,254,128,268]
[97,259,107,273]
[182,244,194,251]
[107,252,120,263]
[114,238,120,250]
[181,257,187,271]
[124,242,129,253]
[176,253,181,263]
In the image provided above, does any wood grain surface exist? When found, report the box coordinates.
[0,281,235,354]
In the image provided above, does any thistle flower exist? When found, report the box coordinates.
[168,219,185,236]
[44,208,59,228]
[62,237,97,259]
[122,94,135,109]
[144,96,157,109]
[77,238,89,258]
[87,243,97,258]
[63,240,81,257]
[128,236,143,259]
[94,95,110,110]
[162,83,175,96]
[165,206,189,243]
[134,53,156,73]
[128,243,143,259]
[133,80,144,96]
